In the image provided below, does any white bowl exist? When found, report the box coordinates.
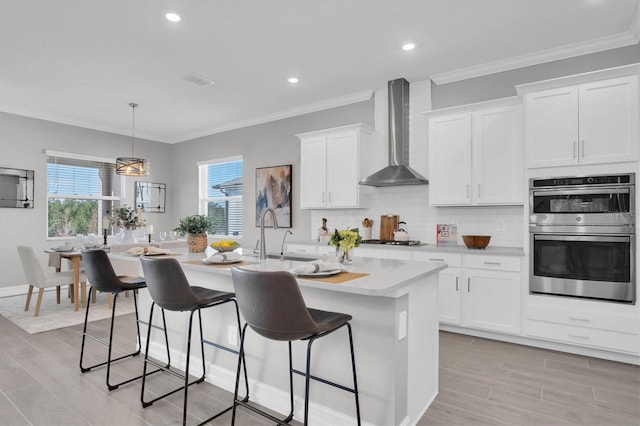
[211,243,241,252]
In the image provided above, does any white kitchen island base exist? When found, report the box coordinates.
[111,253,444,426]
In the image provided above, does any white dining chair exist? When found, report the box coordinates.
[17,245,87,317]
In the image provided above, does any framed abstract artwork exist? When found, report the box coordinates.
[135,181,166,213]
[255,164,292,228]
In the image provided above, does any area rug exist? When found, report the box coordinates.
[0,291,135,334]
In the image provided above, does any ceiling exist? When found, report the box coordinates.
[1,0,638,143]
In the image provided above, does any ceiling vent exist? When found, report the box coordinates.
[183,73,215,87]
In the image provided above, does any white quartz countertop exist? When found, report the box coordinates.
[289,240,525,257]
[110,249,446,298]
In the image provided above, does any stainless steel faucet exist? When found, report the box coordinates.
[280,230,293,260]
[259,208,279,260]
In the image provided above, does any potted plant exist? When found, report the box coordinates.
[174,215,213,252]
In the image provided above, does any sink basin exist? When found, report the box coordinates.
[266,253,315,262]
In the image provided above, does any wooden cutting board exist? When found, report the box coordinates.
[380,215,399,240]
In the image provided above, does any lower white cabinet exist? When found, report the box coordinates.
[415,252,522,334]
[526,302,639,354]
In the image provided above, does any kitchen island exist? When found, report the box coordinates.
[110,250,446,426]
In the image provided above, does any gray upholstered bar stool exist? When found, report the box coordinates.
[79,249,169,391]
[230,266,361,426]
[139,256,248,426]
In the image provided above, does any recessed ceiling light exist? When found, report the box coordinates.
[288,77,299,84]
[165,12,181,22]
[402,43,415,51]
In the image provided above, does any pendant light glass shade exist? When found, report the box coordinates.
[116,103,150,176]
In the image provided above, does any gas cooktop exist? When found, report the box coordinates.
[361,239,423,246]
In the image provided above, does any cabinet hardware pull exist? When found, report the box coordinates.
[573,141,577,158]
[568,333,590,340]
[580,140,585,158]
[467,277,471,292]
[466,184,470,199]
[328,192,332,202]
[477,184,481,198]
[430,258,445,261]
[455,276,459,291]
[484,261,501,265]
[322,192,325,202]
[568,317,590,322]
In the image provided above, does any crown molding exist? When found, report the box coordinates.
[172,89,374,143]
[431,30,639,85]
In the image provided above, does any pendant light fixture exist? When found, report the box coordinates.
[116,102,150,176]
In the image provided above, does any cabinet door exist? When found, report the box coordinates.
[428,113,472,205]
[463,269,520,334]
[525,86,579,168]
[438,268,461,325]
[300,135,327,209]
[326,130,359,208]
[579,75,639,164]
[472,105,523,204]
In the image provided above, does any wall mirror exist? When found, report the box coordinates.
[0,167,34,208]
[135,181,166,213]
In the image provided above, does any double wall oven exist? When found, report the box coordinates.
[529,173,635,304]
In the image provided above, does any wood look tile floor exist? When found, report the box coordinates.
[1,313,638,425]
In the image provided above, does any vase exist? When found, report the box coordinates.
[118,229,139,243]
[187,233,208,253]
[338,247,352,265]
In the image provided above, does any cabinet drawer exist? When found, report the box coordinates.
[527,305,639,334]
[526,319,639,354]
[464,255,521,272]
[412,252,462,267]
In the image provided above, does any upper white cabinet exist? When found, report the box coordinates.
[297,124,372,209]
[426,98,523,206]
[517,65,639,168]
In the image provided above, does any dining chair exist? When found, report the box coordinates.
[17,245,86,317]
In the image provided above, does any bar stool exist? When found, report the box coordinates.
[139,256,248,426]
[230,266,361,426]
[79,249,169,391]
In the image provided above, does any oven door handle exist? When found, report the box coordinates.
[532,188,629,197]
[534,234,631,243]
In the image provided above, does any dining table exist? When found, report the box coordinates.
[46,249,86,312]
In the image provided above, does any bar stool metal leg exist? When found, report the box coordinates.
[79,287,167,391]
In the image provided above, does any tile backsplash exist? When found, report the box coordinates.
[310,185,525,247]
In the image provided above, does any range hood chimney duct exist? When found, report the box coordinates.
[359,78,428,187]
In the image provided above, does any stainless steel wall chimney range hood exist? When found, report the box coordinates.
[359,78,428,187]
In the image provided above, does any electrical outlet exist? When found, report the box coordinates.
[497,220,506,232]
[398,311,407,341]
[227,325,238,347]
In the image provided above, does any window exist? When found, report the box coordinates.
[46,152,122,238]
[198,156,243,236]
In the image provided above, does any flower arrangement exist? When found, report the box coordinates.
[108,205,147,230]
[329,228,362,252]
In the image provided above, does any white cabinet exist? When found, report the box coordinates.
[519,68,639,168]
[415,251,522,334]
[297,124,372,209]
[464,258,521,335]
[526,301,639,354]
[427,98,523,206]
[413,252,463,325]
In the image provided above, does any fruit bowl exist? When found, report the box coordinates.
[210,241,241,252]
[462,235,491,249]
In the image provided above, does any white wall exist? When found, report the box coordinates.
[0,112,173,290]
